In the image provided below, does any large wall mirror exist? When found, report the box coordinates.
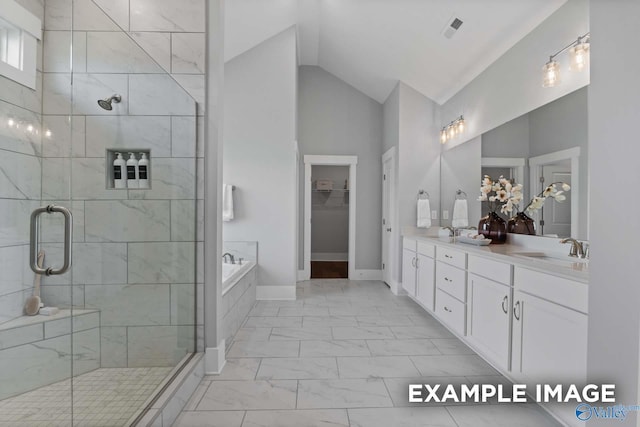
[440,86,588,240]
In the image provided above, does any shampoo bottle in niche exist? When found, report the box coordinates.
[126,152,139,189]
[138,153,149,189]
[113,152,126,189]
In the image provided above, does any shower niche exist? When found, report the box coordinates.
[105,149,152,190]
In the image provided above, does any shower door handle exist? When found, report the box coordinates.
[30,205,73,276]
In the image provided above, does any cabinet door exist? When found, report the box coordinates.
[467,274,511,371]
[416,254,435,311]
[402,248,417,297]
[512,290,588,384]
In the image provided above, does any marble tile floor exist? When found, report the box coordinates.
[0,367,172,427]
[175,279,562,427]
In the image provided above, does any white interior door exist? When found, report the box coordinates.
[540,161,571,237]
[382,158,393,285]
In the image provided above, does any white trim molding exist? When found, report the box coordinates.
[205,341,226,375]
[353,270,383,280]
[303,155,358,280]
[381,147,397,290]
[481,157,526,186]
[256,285,297,300]
[529,147,580,238]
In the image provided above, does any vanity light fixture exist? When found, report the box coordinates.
[440,115,465,144]
[542,32,590,88]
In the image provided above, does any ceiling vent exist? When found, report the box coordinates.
[442,16,464,39]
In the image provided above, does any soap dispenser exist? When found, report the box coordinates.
[113,152,126,189]
[138,153,149,189]
[126,152,139,189]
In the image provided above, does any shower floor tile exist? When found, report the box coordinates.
[0,367,172,427]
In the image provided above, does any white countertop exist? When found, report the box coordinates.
[404,234,589,284]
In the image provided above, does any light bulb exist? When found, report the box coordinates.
[542,59,560,88]
[457,118,465,134]
[448,125,455,139]
[7,119,15,127]
[440,128,447,144]
[45,129,52,138]
[27,124,34,133]
[570,41,590,72]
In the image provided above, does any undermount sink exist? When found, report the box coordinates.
[511,251,589,268]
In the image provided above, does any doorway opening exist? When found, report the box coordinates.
[310,165,350,278]
[303,155,357,280]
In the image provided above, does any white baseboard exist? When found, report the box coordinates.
[256,285,297,300]
[205,341,226,375]
[387,278,401,295]
[351,269,382,280]
[311,252,348,261]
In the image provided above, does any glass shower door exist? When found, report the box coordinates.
[0,0,75,424]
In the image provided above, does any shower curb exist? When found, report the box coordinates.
[133,353,205,427]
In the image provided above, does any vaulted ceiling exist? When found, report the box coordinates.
[225,0,567,104]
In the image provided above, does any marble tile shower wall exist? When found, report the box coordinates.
[39,0,205,367]
[0,0,44,325]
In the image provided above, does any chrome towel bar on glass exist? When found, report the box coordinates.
[30,205,73,276]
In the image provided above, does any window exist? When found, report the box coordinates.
[0,1,41,90]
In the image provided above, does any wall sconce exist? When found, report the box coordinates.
[542,32,590,88]
[440,115,465,144]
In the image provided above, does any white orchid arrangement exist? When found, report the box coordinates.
[478,175,524,215]
[522,182,571,214]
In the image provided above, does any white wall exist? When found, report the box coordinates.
[383,83,441,285]
[588,1,640,424]
[297,65,383,271]
[440,0,589,144]
[223,27,298,291]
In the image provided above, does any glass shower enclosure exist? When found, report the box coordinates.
[0,0,200,425]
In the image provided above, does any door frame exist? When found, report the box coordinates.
[303,155,357,280]
[381,147,397,292]
[481,157,526,186]
[529,147,580,238]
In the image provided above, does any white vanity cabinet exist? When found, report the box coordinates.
[416,242,436,311]
[401,238,435,309]
[466,255,513,372]
[435,247,467,335]
[511,267,588,385]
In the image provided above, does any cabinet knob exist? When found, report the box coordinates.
[445,254,452,259]
[444,277,451,282]
[501,295,508,314]
[386,228,392,232]
[444,306,452,313]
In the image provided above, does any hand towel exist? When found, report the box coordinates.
[222,184,234,222]
[451,199,469,228]
[417,199,431,228]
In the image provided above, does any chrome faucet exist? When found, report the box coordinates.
[442,226,455,237]
[222,252,235,264]
[560,238,586,258]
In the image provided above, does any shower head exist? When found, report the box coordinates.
[97,94,122,111]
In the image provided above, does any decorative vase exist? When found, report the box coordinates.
[478,211,507,244]
[507,212,536,235]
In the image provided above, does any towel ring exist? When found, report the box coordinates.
[455,189,467,200]
[417,190,430,200]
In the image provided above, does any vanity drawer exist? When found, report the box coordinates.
[514,267,588,314]
[468,255,512,285]
[417,241,435,258]
[436,261,466,302]
[436,288,465,336]
[403,238,417,252]
[436,247,467,269]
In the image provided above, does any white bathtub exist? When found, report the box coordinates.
[222,261,256,295]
